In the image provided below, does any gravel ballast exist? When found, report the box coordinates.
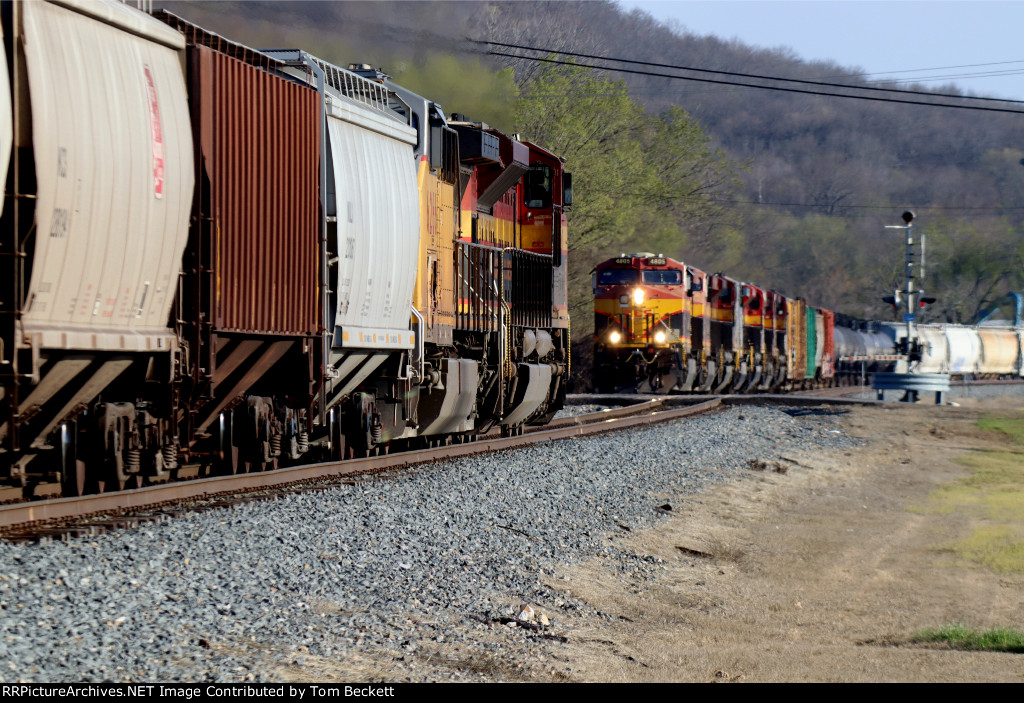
[0,404,861,682]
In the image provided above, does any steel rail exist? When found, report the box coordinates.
[0,399,723,530]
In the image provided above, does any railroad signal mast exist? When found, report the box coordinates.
[883,210,934,367]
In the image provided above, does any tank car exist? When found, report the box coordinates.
[977,326,1020,377]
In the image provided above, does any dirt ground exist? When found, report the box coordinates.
[542,395,1024,682]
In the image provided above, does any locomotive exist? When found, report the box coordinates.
[594,253,1024,393]
[593,252,839,393]
[0,0,570,495]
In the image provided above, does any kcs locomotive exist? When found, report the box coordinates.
[594,252,1024,392]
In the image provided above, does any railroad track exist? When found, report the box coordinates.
[0,392,876,540]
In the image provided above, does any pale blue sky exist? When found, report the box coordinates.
[618,1,1024,100]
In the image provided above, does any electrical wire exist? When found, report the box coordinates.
[480,41,1024,114]
[479,39,1024,105]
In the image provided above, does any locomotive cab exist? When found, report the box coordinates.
[593,254,691,392]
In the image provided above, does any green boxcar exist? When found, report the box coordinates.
[805,306,817,379]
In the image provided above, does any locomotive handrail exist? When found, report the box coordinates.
[411,306,425,385]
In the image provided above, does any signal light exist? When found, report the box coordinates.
[919,296,936,308]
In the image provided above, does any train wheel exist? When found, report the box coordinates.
[227,444,241,474]
[259,457,279,472]
[119,475,143,492]
[60,422,87,497]
[65,460,86,497]
[217,412,241,475]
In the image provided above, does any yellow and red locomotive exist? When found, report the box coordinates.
[594,253,835,393]
[593,253,694,393]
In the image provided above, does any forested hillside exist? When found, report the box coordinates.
[163,0,1024,384]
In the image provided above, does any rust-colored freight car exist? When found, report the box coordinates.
[159,14,322,466]
[196,46,320,335]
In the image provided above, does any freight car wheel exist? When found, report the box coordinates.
[60,422,87,497]
[122,475,143,492]
[63,459,87,498]
[95,474,142,494]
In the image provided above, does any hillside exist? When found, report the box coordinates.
[160,0,1024,381]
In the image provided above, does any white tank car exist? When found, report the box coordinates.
[914,324,949,374]
[945,325,982,375]
[977,327,1021,376]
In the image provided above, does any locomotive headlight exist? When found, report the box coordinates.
[609,331,621,344]
[654,330,667,344]
[619,295,629,305]
[632,288,645,305]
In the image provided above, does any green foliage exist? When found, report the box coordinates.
[977,415,1024,445]
[911,624,1024,652]
[391,56,519,130]
[509,61,741,365]
[911,412,1024,574]
[512,62,651,250]
[917,218,1024,324]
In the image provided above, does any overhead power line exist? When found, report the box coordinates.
[479,40,1024,114]
[479,39,1024,105]
[712,198,1024,213]
[853,58,1024,79]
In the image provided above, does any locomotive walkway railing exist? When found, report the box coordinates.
[456,242,553,332]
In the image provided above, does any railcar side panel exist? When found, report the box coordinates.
[914,324,948,374]
[805,305,817,379]
[414,159,457,344]
[327,99,418,345]
[821,309,834,379]
[786,299,806,381]
[195,45,319,335]
[834,326,865,358]
[0,20,10,220]
[977,328,1019,375]
[946,325,981,374]
[20,0,193,346]
[812,309,824,378]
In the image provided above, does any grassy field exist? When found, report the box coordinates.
[910,412,1024,574]
[911,624,1024,653]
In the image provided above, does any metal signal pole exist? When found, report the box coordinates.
[884,210,924,363]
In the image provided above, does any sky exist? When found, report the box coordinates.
[617,1,1024,101]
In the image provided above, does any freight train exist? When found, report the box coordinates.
[593,252,1024,393]
[0,0,570,495]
